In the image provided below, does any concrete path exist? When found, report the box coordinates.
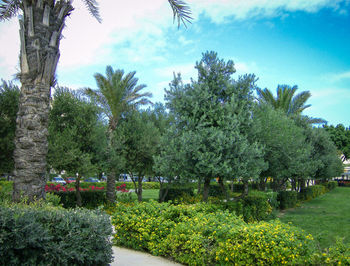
[110,246,182,266]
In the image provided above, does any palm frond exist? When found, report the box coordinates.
[256,88,276,106]
[290,90,311,115]
[81,0,101,23]
[168,0,192,28]
[0,0,21,21]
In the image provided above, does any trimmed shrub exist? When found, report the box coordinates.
[55,190,106,208]
[208,184,225,197]
[277,190,298,210]
[320,181,338,191]
[299,185,326,201]
[0,203,113,265]
[311,238,350,265]
[159,186,194,202]
[224,191,272,222]
[110,200,316,265]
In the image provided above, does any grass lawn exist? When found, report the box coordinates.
[279,187,350,250]
[130,189,159,201]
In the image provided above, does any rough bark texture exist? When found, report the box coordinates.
[13,0,73,202]
[106,172,116,202]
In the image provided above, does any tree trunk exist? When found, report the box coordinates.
[13,0,73,202]
[197,179,202,195]
[106,171,116,202]
[259,177,266,191]
[242,179,249,197]
[218,177,228,199]
[202,177,211,202]
[75,174,82,207]
[137,178,143,202]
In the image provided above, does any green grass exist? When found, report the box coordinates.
[130,189,159,201]
[279,187,350,250]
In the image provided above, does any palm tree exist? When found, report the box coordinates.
[85,65,152,202]
[256,85,326,124]
[0,0,191,202]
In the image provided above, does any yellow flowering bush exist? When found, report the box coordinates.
[111,201,318,265]
[215,220,315,265]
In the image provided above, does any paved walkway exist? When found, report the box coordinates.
[110,246,182,266]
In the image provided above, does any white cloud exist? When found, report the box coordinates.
[0,19,20,80]
[190,0,347,23]
[328,70,350,82]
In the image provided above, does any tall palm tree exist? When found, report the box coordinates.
[256,85,326,124]
[0,0,191,202]
[85,65,152,202]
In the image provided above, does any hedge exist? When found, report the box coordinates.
[54,190,107,208]
[110,200,316,265]
[159,186,194,202]
[0,202,113,265]
[223,191,273,222]
[298,185,326,201]
[320,181,338,191]
[277,190,298,210]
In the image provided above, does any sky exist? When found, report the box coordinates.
[0,0,349,126]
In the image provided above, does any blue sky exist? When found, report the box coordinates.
[0,0,349,125]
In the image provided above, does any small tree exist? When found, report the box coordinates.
[117,110,160,202]
[163,51,264,201]
[0,80,19,176]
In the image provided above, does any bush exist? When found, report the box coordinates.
[299,185,326,201]
[159,186,194,202]
[55,190,106,208]
[110,200,316,265]
[0,181,12,203]
[224,191,272,222]
[0,202,113,265]
[320,181,338,191]
[311,238,350,265]
[278,190,298,210]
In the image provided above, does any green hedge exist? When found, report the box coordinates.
[223,191,272,222]
[111,201,316,265]
[0,203,113,265]
[298,185,326,201]
[65,181,160,190]
[54,190,106,208]
[159,186,194,202]
[320,181,338,191]
[277,190,298,210]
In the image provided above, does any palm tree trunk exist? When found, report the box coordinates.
[13,0,73,202]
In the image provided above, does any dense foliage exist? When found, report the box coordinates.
[0,80,19,175]
[110,200,316,265]
[0,202,113,265]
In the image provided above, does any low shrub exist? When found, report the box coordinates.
[55,190,107,209]
[110,200,316,265]
[320,181,338,191]
[311,238,350,265]
[0,202,113,265]
[0,181,12,203]
[278,190,298,210]
[223,191,272,222]
[299,185,326,201]
[159,186,194,202]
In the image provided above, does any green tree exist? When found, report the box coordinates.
[117,110,160,202]
[324,124,350,162]
[0,80,20,175]
[254,105,312,191]
[48,87,99,206]
[256,85,325,124]
[0,0,191,202]
[85,66,152,202]
[162,51,264,201]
